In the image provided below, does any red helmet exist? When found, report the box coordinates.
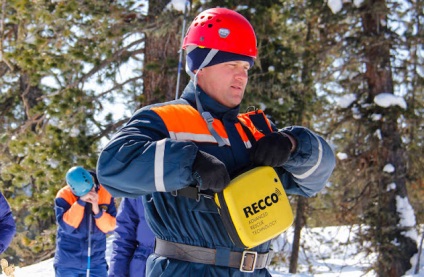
[182,8,257,58]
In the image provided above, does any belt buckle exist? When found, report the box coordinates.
[240,250,257,273]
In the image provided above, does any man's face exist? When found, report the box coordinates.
[196,60,251,108]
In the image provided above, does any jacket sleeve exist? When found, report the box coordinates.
[55,188,86,232]
[109,198,139,276]
[93,186,117,234]
[93,204,117,234]
[279,126,336,197]
[0,193,16,254]
[97,109,199,197]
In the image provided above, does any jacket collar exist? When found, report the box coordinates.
[180,81,240,120]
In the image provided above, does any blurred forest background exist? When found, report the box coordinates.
[0,0,423,276]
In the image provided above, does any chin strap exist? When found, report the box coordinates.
[189,48,226,147]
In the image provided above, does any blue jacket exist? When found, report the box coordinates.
[109,197,155,277]
[0,192,16,254]
[97,81,335,276]
[54,183,117,270]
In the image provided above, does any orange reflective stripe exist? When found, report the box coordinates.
[234,122,252,148]
[152,104,230,145]
[237,112,268,141]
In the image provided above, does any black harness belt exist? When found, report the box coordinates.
[154,238,272,273]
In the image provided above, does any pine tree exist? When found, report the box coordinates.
[143,0,187,105]
[0,0,173,265]
[320,0,422,275]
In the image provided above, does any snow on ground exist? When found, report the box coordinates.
[1,226,423,276]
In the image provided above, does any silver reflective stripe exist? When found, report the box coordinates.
[169,131,230,145]
[245,140,252,149]
[292,133,323,179]
[154,139,166,191]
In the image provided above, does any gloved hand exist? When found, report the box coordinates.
[192,150,230,192]
[250,132,293,167]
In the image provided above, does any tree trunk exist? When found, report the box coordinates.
[289,197,307,273]
[143,1,187,106]
[361,0,418,275]
[289,19,315,273]
[19,74,44,132]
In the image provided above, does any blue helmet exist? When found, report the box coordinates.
[66,166,94,196]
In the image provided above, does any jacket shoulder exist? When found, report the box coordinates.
[137,98,190,112]
[98,185,113,201]
[56,186,78,204]
[151,102,198,118]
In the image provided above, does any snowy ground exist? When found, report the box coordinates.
[1,225,423,276]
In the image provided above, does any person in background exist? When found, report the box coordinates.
[97,7,335,276]
[108,197,155,277]
[0,191,16,254]
[54,166,117,277]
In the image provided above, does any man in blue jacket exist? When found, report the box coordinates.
[0,191,16,254]
[54,166,117,277]
[108,197,155,277]
[97,7,335,276]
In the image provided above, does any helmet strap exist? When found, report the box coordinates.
[191,48,226,147]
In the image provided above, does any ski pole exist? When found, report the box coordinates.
[86,203,93,277]
[175,0,190,100]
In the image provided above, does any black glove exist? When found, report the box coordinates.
[250,132,293,167]
[192,150,230,192]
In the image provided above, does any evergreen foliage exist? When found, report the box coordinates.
[0,0,163,265]
[310,0,423,275]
